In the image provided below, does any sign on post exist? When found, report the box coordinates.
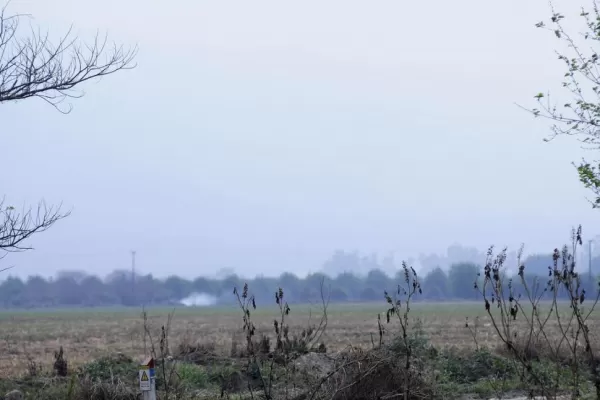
[139,366,150,391]
[139,357,156,400]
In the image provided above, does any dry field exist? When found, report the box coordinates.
[0,301,599,379]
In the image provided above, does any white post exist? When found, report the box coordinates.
[139,357,156,400]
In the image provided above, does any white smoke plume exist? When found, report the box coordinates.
[179,292,218,307]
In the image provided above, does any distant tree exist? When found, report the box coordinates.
[278,272,302,299]
[334,272,362,300]
[329,287,348,302]
[419,252,447,273]
[448,262,480,299]
[79,275,109,306]
[55,275,83,305]
[192,277,215,295]
[304,272,329,290]
[0,265,567,308]
[366,269,390,292]
[360,253,381,275]
[164,275,193,300]
[249,276,277,305]
[0,276,24,306]
[220,274,242,295]
[56,270,88,283]
[297,272,329,303]
[360,287,379,302]
[0,3,136,268]
[23,275,53,307]
[422,267,450,300]
[381,253,397,275]
[105,270,136,306]
[446,244,485,266]
[522,253,554,276]
[135,274,158,304]
[322,250,361,275]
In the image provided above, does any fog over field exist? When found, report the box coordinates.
[2,0,598,281]
[4,1,600,399]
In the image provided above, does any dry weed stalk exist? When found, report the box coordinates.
[233,279,330,400]
[476,225,600,399]
[465,316,481,350]
[383,261,422,400]
[309,262,425,400]
[140,307,182,400]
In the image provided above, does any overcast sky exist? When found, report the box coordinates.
[1,0,598,279]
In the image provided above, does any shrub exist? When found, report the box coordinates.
[177,363,208,389]
[438,347,516,384]
[79,356,137,382]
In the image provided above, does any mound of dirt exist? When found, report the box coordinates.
[293,352,335,377]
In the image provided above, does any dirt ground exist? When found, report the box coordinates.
[0,301,598,379]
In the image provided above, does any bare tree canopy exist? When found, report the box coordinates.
[0,3,137,267]
[0,3,137,113]
[0,199,70,271]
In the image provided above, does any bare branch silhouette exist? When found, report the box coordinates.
[0,198,70,258]
[0,3,137,113]
[0,2,136,267]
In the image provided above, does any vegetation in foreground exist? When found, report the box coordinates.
[1,0,600,398]
[0,227,598,400]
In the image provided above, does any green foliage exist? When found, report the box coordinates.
[526,2,600,207]
[448,262,480,299]
[388,319,432,359]
[79,356,137,382]
[206,364,245,393]
[176,363,209,389]
[578,162,600,207]
[437,347,516,384]
[422,267,450,299]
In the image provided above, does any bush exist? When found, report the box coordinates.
[388,318,432,359]
[177,363,208,389]
[207,364,245,393]
[79,355,137,382]
[322,347,434,400]
[437,347,516,384]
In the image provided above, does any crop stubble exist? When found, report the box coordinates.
[0,302,597,379]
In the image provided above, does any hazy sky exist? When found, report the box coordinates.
[2,0,598,279]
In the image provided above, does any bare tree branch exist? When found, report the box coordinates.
[0,198,70,258]
[0,2,137,113]
[0,3,136,266]
[520,0,600,207]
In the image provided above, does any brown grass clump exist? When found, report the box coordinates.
[314,347,433,400]
[493,331,588,367]
[176,340,220,365]
[77,376,137,400]
[0,303,598,379]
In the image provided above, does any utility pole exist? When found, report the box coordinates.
[131,250,136,306]
[589,240,593,278]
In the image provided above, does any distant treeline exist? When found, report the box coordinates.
[0,252,598,309]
